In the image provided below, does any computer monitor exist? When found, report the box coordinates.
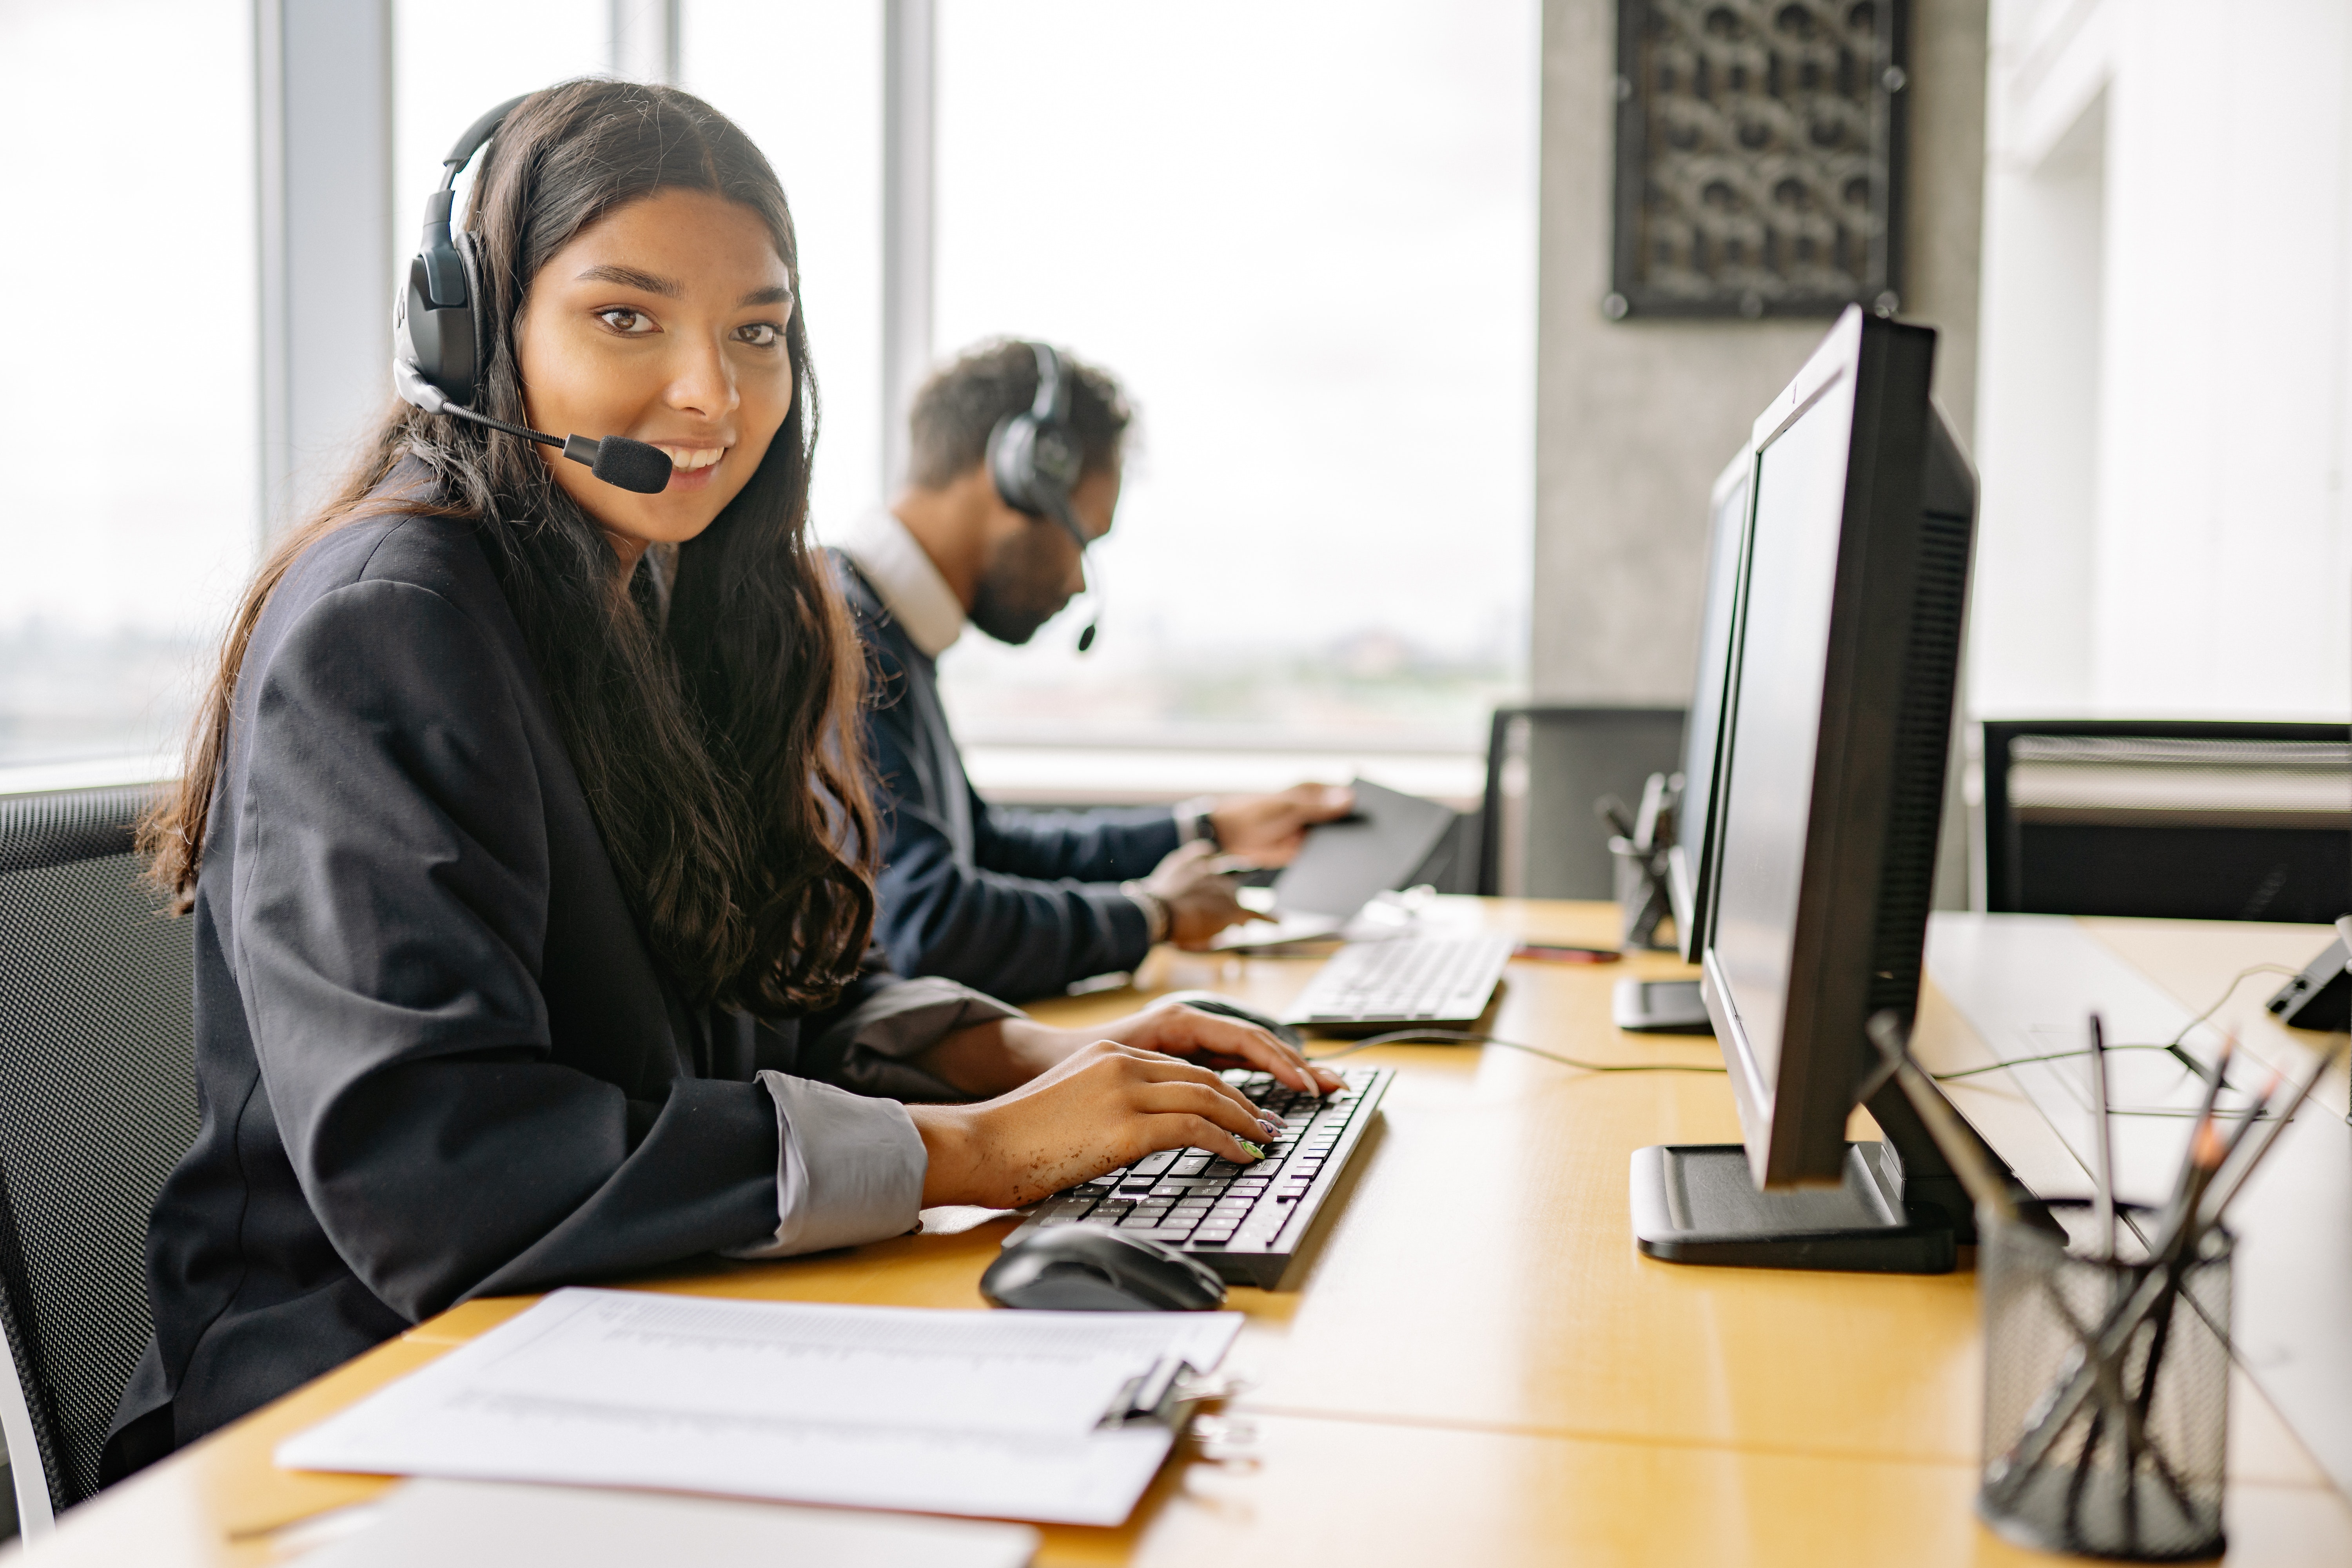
[1665,446,1755,964]
[1699,307,1978,1194]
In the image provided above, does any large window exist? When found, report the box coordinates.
[929,0,1537,756]
[683,1,886,546]
[0,0,259,770]
[0,0,1536,785]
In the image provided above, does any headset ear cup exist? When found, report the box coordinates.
[988,413,1037,512]
[396,232,483,409]
[453,230,487,406]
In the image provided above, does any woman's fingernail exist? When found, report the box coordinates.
[1258,1117,1284,1138]
[1236,1138,1265,1161]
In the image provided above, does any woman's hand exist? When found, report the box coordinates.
[1080,998,1346,1096]
[907,1040,1287,1210]
[918,998,1344,1100]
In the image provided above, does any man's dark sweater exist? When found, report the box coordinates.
[831,546,1183,1001]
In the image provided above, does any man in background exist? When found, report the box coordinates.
[831,339,1351,1001]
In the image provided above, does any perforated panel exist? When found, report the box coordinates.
[0,788,197,1508]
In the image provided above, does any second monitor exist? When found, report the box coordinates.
[1631,307,2024,1272]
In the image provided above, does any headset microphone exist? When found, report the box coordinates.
[391,95,670,498]
[392,361,672,495]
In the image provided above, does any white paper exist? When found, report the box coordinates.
[277,1289,1243,1527]
[299,1479,1040,1568]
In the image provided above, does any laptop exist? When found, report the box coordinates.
[1208,779,1456,950]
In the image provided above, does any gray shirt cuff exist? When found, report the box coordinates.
[722,1072,928,1259]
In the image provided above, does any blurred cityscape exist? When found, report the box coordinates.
[0,624,203,769]
[938,619,1523,755]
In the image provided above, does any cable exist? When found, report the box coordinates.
[1927,963,2306,1110]
[1307,1028,1726,1074]
[1315,965,2302,1090]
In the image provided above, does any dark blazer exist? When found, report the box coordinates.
[105,469,968,1479]
[833,554,1181,1002]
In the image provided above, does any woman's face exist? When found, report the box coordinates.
[514,187,796,562]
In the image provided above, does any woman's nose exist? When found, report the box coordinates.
[664,334,739,419]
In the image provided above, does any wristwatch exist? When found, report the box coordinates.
[1174,795,1221,851]
[1120,882,1171,945]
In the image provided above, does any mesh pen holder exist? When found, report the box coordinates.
[1977,1201,2231,1562]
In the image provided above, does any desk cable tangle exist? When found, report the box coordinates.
[1921,964,2307,1118]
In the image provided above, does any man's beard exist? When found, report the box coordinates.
[969,527,1074,645]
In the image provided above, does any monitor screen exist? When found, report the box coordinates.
[1706,369,1856,1087]
[1668,447,1755,960]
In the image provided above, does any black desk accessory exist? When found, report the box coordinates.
[2265,916,2350,1034]
[1602,770,1678,952]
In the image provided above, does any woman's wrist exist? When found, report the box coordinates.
[907,1104,979,1207]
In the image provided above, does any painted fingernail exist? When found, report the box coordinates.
[1236,1139,1265,1161]
[1258,1117,1284,1138]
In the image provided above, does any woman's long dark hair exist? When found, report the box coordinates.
[145,79,878,1017]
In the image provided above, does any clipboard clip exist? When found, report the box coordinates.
[1096,1356,1252,1429]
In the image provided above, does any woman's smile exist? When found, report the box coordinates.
[651,442,728,491]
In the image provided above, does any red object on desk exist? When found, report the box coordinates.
[1512,944,1622,964]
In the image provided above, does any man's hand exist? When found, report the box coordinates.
[1136,840,1260,947]
[1208,782,1355,865]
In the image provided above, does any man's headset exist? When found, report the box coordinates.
[985,342,1101,651]
[391,95,673,495]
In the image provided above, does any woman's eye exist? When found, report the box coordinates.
[597,308,654,334]
[736,322,782,348]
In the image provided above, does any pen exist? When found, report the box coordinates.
[1512,944,1622,964]
[2087,1013,2115,1261]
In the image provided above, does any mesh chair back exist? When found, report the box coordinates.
[1477,706,1686,898]
[0,785,198,1519]
[1982,720,2352,922]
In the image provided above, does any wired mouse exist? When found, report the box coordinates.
[982,1224,1228,1311]
[1160,990,1305,1049]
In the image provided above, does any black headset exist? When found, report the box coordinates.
[985,342,1101,648]
[393,95,524,415]
[391,94,671,495]
[986,343,1088,546]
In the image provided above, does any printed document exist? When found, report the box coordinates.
[277,1289,1244,1526]
[301,1479,1040,1568]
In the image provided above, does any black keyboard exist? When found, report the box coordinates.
[1000,1067,1392,1288]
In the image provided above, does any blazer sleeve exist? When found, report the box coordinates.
[969,800,1182,884]
[864,681,1154,1001]
[230,578,793,1321]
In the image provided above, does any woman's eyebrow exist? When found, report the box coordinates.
[739,284,793,307]
[574,263,680,297]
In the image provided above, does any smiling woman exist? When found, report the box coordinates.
[107,79,1337,1482]
[517,199,800,557]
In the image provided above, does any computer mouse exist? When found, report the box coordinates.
[1160,990,1305,1049]
[982,1224,1228,1312]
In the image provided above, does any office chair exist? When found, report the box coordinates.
[0,784,198,1535]
[1982,720,2352,923]
[1477,706,1686,899]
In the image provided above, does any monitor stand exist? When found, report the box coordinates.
[1612,977,1713,1033]
[1628,1080,2019,1274]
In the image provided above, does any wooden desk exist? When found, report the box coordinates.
[21,902,2352,1565]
